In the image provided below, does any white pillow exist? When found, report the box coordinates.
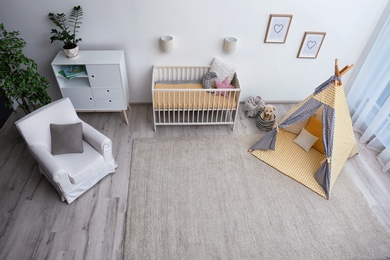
[293,128,318,152]
[209,57,235,85]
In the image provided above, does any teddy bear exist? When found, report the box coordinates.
[260,104,276,121]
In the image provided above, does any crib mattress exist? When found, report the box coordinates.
[250,130,327,198]
[153,83,239,110]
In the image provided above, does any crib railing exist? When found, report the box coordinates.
[151,66,241,131]
[152,66,211,82]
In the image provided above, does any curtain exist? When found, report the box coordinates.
[347,9,390,172]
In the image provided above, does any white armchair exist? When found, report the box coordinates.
[15,97,118,204]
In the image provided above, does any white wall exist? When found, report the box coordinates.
[0,0,388,103]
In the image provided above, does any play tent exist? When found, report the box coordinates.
[250,60,358,199]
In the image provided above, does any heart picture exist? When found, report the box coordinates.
[297,32,326,58]
[273,24,284,34]
[307,40,317,49]
[264,15,293,43]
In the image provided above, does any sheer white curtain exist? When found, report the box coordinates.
[347,7,390,172]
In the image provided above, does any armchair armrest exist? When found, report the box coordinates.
[81,121,114,161]
[28,145,73,190]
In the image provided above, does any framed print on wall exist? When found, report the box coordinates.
[264,14,293,43]
[297,32,326,59]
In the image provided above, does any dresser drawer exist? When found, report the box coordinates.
[61,88,96,110]
[92,88,123,99]
[95,98,126,110]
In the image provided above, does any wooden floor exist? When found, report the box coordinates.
[0,104,389,260]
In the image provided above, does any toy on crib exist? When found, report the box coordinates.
[214,77,234,98]
[260,104,276,121]
[243,96,266,118]
[202,71,218,89]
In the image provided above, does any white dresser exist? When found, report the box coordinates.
[51,50,130,124]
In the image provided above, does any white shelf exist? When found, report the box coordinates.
[58,77,91,89]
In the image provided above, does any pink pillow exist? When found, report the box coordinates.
[214,77,234,98]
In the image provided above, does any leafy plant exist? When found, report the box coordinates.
[0,23,51,114]
[48,5,83,49]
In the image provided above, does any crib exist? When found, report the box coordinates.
[152,65,241,131]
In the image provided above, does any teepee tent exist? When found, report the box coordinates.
[250,60,358,199]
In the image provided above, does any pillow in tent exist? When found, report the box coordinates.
[305,116,325,153]
[293,128,318,152]
[50,122,84,155]
[209,57,235,86]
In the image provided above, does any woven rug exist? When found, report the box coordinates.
[125,135,390,260]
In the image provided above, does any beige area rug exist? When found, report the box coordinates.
[125,135,390,260]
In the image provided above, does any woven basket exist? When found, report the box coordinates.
[256,116,276,132]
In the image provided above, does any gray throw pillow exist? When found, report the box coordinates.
[50,122,84,155]
[202,71,217,89]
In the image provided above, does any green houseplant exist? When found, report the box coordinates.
[48,5,83,58]
[0,23,51,114]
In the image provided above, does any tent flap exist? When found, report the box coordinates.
[250,128,277,150]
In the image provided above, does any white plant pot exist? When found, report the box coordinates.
[63,46,79,58]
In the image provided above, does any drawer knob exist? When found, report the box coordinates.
[109,100,112,102]
[90,98,93,100]
[107,90,110,92]
[91,75,95,78]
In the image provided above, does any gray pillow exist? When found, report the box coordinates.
[202,71,217,89]
[50,122,84,155]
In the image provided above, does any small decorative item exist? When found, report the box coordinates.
[256,104,276,132]
[243,96,265,118]
[48,5,83,58]
[223,37,237,53]
[160,36,173,52]
[297,32,326,59]
[264,14,293,43]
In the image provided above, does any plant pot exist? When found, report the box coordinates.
[63,46,79,58]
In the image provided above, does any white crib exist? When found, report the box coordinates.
[152,65,241,131]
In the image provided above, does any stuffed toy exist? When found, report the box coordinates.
[214,77,234,97]
[243,96,265,118]
[202,71,218,89]
[260,104,276,121]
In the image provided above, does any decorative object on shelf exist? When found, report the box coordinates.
[48,5,83,58]
[0,23,51,114]
[59,65,87,79]
[223,37,237,53]
[264,14,293,44]
[160,36,173,52]
[297,32,326,59]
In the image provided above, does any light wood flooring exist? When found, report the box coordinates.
[0,104,389,260]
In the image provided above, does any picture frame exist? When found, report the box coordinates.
[297,32,326,59]
[264,14,293,44]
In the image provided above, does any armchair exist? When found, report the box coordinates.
[15,97,118,204]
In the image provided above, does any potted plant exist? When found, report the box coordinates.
[0,23,51,114]
[48,5,83,58]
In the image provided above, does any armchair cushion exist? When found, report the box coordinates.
[52,141,105,184]
[50,122,84,155]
